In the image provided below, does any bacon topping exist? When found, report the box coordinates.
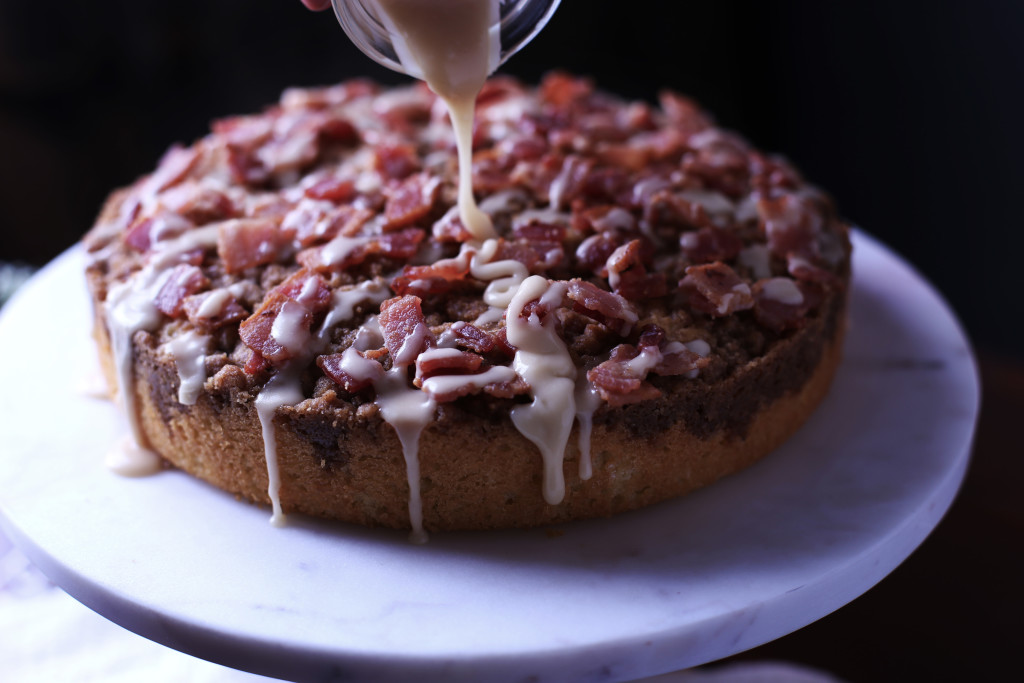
[416,350,484,380]
[606,240,668,300]
[378,295,435,366]
[298,227,424,272]
[239,270,331,366]
[757,192,823,260]
[217,219,294,274]
[384,173,440,230]
[155,264,210,318]
[183,291,249,333]
[304,176,356,203]
[587,327,709,405]
[681,262,755,317]
[565,279,638,336]
[679,226,744,264]
[317,348,384,394]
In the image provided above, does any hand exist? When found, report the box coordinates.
[300,0,332,10]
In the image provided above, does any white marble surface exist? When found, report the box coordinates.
[0,231,978,683]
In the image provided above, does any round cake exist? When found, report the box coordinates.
[83,73,850,537]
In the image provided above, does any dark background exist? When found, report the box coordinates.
[0,1,1020,681]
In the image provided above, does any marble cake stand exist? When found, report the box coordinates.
[0,231,978,683]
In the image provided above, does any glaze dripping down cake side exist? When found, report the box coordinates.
[84,73,850,534]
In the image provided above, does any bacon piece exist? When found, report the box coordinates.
[681,262,755,317]
[217,218,293,273]
[679,226,744,264]
[239,270,331,365]
[212,115,274,149]
[757,192,823,260]
[606,240,668,300]
[289,203,374,248]
[587,344,663,407]
[539,72,594,108]
[244,350,270,377]
[565,280,638,336]
[659,91,713,137]
[298,228,424,273]
[644,190,712,230]
[154,264,210,318]
[417,350,484,380]
[752,278,822,332]
[749,152,802,192]
[124,211,195,253]
[449,323,495,354]
[317,349,384,394]
[390,250,472,296]
[480,376,529,400]
[160,183,237,225]
[576,231,629,274]
[183,291,249,333]
[374,142,420,180]
[304,176,356,202]
[257,127,319,175]
[378,295,435,366]
[682,130,751,196]
[596,128,686,170]
[494,233,564,274]
[787,253,843,288]
[431,209,474,243]
[384,173,440,230]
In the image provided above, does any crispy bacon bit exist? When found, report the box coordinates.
[680,226,744,264]
[431,209,474,243]
[644,190,712,230]
[154,264,210,318]
[787,253,844,288]
[290,203,374,248]
[384,173,440,230]
[316,115,359,145]
[374,142,420,180]
[391,250,472,296]
[416,350,484,381]
[565,279,638,336]
[212,115,273,149]
[244,350,270,376]
[160,183,237,225]
[681,262,755,317]
[378,295,435,366]
[659,91,713,136]
[299,227,424,273]
[606,240,668,300]
[183,291,248,332]
[449,322,495,353]
[494,232,564,274]
[124,211,195,253]
[757,192,823,260]
[305,176,356,202]
[539,72,594,107]
[682,130,751,196]
[217,218,293,273]
[317,349,384,393]
[749,152,802,191]
[752,278,822,332]
[239,270,330,365]
[587,345,663,407]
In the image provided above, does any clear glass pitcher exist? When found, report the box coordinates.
[331,0,561,78]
